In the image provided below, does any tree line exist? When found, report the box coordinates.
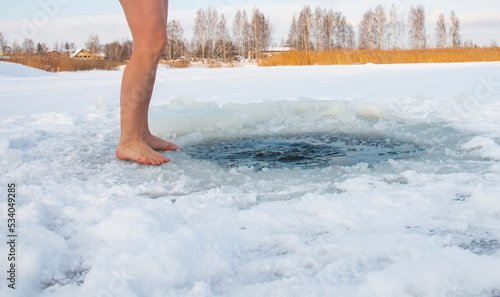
[191,7,272,62]
[180,4,474,60]
[1,3,495,63]
[0,32,77,56]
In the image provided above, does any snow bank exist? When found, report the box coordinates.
[0,61,52,78]
[1,62,500,297]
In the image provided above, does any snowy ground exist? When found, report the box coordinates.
[1,61,500,297]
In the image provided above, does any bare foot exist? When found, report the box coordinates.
[144,134,182,151]
[116,139,169,165]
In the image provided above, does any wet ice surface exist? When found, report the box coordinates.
[185,133,424,170]
[1,62,500,297]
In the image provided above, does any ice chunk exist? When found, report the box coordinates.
[462,136,500,160]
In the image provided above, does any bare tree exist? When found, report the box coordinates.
[0,32,7,54]
[435,13,447,48]
[217,14,229,62]
[398,13,407,49]
[463,39,475,48]
[408,5,426,49]
[450,11,461,48]
[297,6,313,51]
[359,5,385,50]
[233,10,243,57]
[313,7,325,51]
[323,10,334,50]
[207,8,219,60]
[359,9,375,49]
[335,11,354,49]
[251,8,260,56]
[250,8,272,58]
[346,25,356,49]
[85,33,102,56]
[167,20,185,60]
[12,41,22,54]
[194,9,208,61]
[287,15,299,49]
[105,40,121,61]
[241,10,251,58]
[0,32,12,54]
[52,42,60,52]
[305,8,353,50]
[233,10,252,59]
[63,41,76,55]
[337,13,348,49]
[23,38,35,54]
[102,39,134,61]
[387,4,402,50]
[374,5,387,49]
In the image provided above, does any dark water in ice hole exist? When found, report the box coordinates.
[185,133,425,170]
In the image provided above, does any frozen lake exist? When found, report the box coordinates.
[1,61,500,296]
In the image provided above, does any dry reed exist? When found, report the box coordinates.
[258,48,500,67]
[1,55,125,72]
[160,60,190,68]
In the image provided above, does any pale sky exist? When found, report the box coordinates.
[1,0,499,49]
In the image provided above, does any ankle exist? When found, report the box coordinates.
[118,136,143,146]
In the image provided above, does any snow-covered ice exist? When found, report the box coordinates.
[1,60,500,296]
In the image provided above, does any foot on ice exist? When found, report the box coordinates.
[116,139,170,165]
[144,134,182,151]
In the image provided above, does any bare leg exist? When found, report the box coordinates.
[116,0,179,165]
[141,62,180,151]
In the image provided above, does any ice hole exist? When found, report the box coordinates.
[185,133,424,170]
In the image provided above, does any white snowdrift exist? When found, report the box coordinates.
[0,61,52,78]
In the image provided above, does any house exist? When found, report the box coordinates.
[46,51,63,58]
[262,47,293,58]
[72,49,93,59]
[262,47,293,54]
[248,47,293,59]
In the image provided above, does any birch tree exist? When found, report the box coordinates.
[250,8,272,58]
[374,5,387,49]
[194,9,207,61]
[435,13,447,48]
[387,4,402,50]
[298,6,313,51]
[450,11,461,48]
[0,32,7,54]
[287,15,299,49]
[217,15,229,62]
[233,10,243,57]
[242,10,251,58]
[408,5,426,49]
[167,20,185,60]
[323,10,334,50]
[313,7,325,51]
[359,9,375,49]
[207,8,219,60]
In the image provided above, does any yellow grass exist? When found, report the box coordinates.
[258,48,500,67]
[160,60,190,68]
[206,60,237,68]
[1,55,125,72]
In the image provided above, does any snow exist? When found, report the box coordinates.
[0,61,52,78]
[1,60,500,297]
